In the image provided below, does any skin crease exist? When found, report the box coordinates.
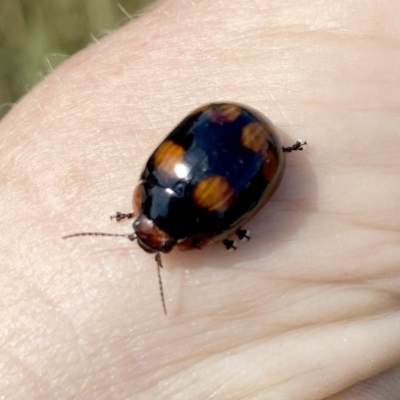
[0,0,400,398]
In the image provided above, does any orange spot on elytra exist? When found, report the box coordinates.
[192,175,235,212]
[153,140,185,176]
[262,148,279,181]
[241,122,269,153]
[206,104,242,123]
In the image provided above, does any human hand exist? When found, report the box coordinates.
[1,1,399,398]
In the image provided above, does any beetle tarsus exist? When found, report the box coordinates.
[223,239,237,250]
[236,229,250,241]
[282,139,307,153]
[110,211,135,222]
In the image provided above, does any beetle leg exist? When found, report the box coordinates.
[236,229,250,241]
[110,211,135,222]
[223,239,237,250]
[282,139,307,152]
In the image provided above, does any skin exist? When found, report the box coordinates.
[0,0,399,398]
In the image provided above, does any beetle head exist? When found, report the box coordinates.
[133,214,175,253]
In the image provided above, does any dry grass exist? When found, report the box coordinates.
[0,0,154,118]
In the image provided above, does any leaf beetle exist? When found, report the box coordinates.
[64,102,306,314]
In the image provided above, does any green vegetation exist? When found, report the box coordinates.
[0,0,154,118]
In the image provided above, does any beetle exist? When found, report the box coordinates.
[64,102,306,314]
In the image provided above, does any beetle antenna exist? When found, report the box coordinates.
[63,232,136,241]
[155,252,167,315]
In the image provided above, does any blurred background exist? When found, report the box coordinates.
[0,0,155,118]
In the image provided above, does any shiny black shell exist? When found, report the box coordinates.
[136,102,285,251]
